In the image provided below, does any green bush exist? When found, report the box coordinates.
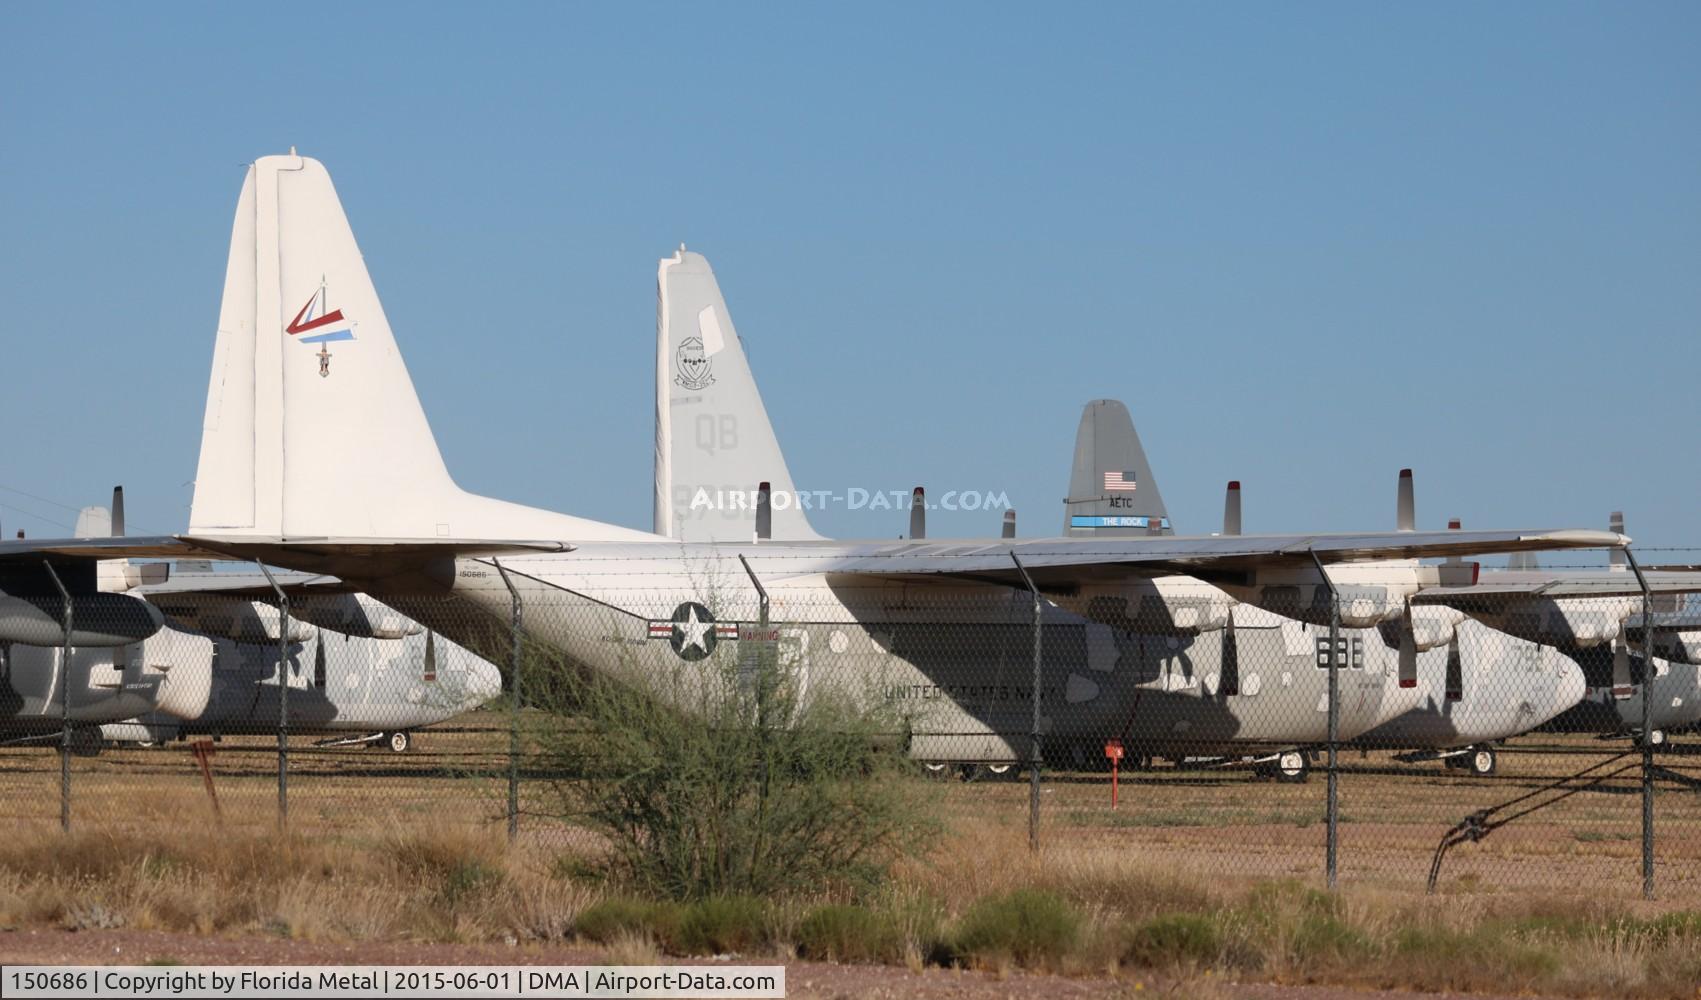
[526,617,934,901]
[1289,910,1373,965]
[1123,913,1221,968]
[951,890,1081,968]
[672,896,771,955]
[1390,926,1558,989]
[1639,911,1701,941]
[575,898,679,944]
[795,904,904,963]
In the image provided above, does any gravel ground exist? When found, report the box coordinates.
[0,928,1528,1000]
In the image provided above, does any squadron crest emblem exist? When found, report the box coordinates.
[674,336,715,390]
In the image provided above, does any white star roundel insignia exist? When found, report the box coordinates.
[669,602,717,661]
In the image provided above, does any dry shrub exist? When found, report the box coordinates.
[794,904,905,964]
[950,889,1081,971]
[527,637,935,902]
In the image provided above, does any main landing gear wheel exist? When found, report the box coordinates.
[1275,750,1310,784]
[385,731,412,754]
[920,762,954,781]
[68,728,105,758]
[1468,746,1497,776]
[981,763,1017,781]
[1637,729,1667,749]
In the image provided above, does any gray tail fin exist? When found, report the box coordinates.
[1609,511,1627,571]
[1062,399,1173,536]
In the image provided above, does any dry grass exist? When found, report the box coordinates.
[2,821,1699,996]
[0,825,598,944]
[2,730,1700,995]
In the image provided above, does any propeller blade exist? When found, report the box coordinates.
[1611,640,1634,700]
[1222,481,1241,536]
[111,486,125,537]
[1398,609,1418,689]
[1001,509,1016,539]
[909,487,925,540]
[1396,469,1414,532]
[1445,636,1463,703]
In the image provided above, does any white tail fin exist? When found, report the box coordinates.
[190,154,646,543]
[654,249,820,542]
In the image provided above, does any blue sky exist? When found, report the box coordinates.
[2,4,1696,553]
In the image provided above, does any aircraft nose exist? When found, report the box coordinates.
[1554,658,1586,716]
[461,646,504,703]
[1676,664,1701,729]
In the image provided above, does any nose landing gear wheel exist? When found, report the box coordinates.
[1468,746,1496,776]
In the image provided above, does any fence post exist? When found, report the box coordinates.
[42,562,72,834]
[494,559,523,843]
[1624,546,1655,899]
[738,556,771,800]
[1010,553,1043,853]
[257,564,289,829]
[1308,549,1340,891]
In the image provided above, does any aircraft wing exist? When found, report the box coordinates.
[0,535,571,593]
[1412,569,1701,604]
[806,528,1625,588]
[0,535,214,562]
[2,528,1623,592]
[133,567,349,598]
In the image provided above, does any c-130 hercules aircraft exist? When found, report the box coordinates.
[654,256,1588,777]
[0,154,1630,765]
[0,490,500,754]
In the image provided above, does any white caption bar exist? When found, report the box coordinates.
[1,966,786,999]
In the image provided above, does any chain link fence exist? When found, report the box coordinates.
[3,547,1698,900]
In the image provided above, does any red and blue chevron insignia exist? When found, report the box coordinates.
[287,287,355,344]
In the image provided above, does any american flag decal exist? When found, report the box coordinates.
[1104,470,1138,492]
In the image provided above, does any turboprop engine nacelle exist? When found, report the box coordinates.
[1460,595,1635,649]
[148,593,317,644]
[1648,631,1701,665]
[0,591,164,647]
[1222,567,1416,629]
[133,627,216,720]
[289,593,423,639]
[1406,604,1466,652]
[98,561,170,593]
